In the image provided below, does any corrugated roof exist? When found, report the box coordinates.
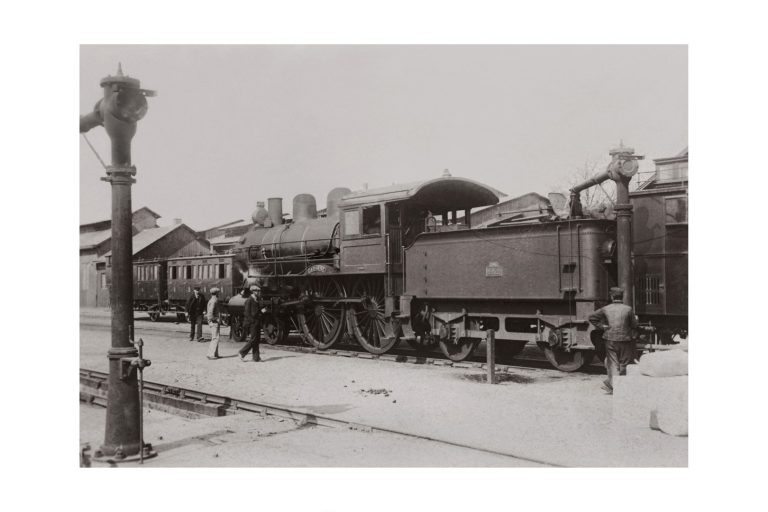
[80,228,112,249]
[102,224,184,257]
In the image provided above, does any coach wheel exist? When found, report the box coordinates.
[262,315,288,346]
[296,278,346,350]
[148,310,160,322]
[347,279,398,355]
[439,337,479,362]
[496,340,528,361]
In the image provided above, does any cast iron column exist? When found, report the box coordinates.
[80,65,155,461]
[606,145,642,306]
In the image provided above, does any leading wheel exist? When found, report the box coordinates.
[262,314,288,346]
[439,336,479,362]
[347,279,398,355]
[230,315,244,341]
[295,278,346,350]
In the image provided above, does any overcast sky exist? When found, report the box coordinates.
[79,45,687,230]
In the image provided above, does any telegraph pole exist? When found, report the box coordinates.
[81,65,156,462]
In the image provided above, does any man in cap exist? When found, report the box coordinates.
[588,287,638,394]
[239,285,265,362]
[185,286,207,342]
[206,288,223,360]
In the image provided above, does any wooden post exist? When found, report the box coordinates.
[486,330,496,384]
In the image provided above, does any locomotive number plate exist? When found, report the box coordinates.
[485,262,503,277]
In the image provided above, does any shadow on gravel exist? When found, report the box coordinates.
[461,373,536,384]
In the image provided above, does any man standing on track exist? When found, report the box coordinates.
[185,286,207,342]
[206,288,223,360]
[588,287,638,394]
[239,285,265,362]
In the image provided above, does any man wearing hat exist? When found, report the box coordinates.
[185,286,207,342]
[239,285,265,362]
[206,288,223,359]
[588,287,638,394]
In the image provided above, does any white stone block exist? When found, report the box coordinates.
[639,350,688,377]
[613,375,688,435]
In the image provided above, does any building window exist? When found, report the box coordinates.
[363,206,381,235]
[665,196,688,224]
[656,162,688,182]
[344,210,360,237]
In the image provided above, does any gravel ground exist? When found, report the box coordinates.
[80,311,687,467]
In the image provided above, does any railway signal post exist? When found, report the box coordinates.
[80,65,156,462]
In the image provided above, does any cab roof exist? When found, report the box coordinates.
[337,176,505,211]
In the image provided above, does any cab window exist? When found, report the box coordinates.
[362,206,381,235]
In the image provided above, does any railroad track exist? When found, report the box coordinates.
[80,318,606,375]
[80,368,561,467]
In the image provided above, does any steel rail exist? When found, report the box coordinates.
[80,367,561,467]
[80,319,608,374]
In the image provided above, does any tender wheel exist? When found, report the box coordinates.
[439,337,479,362]
[148,310,160,322]
[296,278,346,349]
[542,347,591,372]
[347,278,398,355]
[496,340,528,361]
[262,315,288,346]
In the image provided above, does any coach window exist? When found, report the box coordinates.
[170,266,177,280]
[362,205,381,235]
[219,263,227,278]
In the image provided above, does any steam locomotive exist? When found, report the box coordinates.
[130,148,687,372]
[219,152,686,371]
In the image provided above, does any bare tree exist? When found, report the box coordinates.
[551,159,617,216]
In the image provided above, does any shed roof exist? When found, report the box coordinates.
[80,228,112,249]
[337,176,505,210]
[102,224,185,258]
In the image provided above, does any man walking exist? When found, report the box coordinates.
[239,285,265,362]
[185,286,206,342]
[588,287,638,394]
[206,287,223,360]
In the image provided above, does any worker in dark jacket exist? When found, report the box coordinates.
[185,286,207,342]
[588,287,638,394]
[239,285,265,362]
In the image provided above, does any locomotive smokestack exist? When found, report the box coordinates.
[326,187,351,218]
[293,193,318,221]
[267,197,283,226]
